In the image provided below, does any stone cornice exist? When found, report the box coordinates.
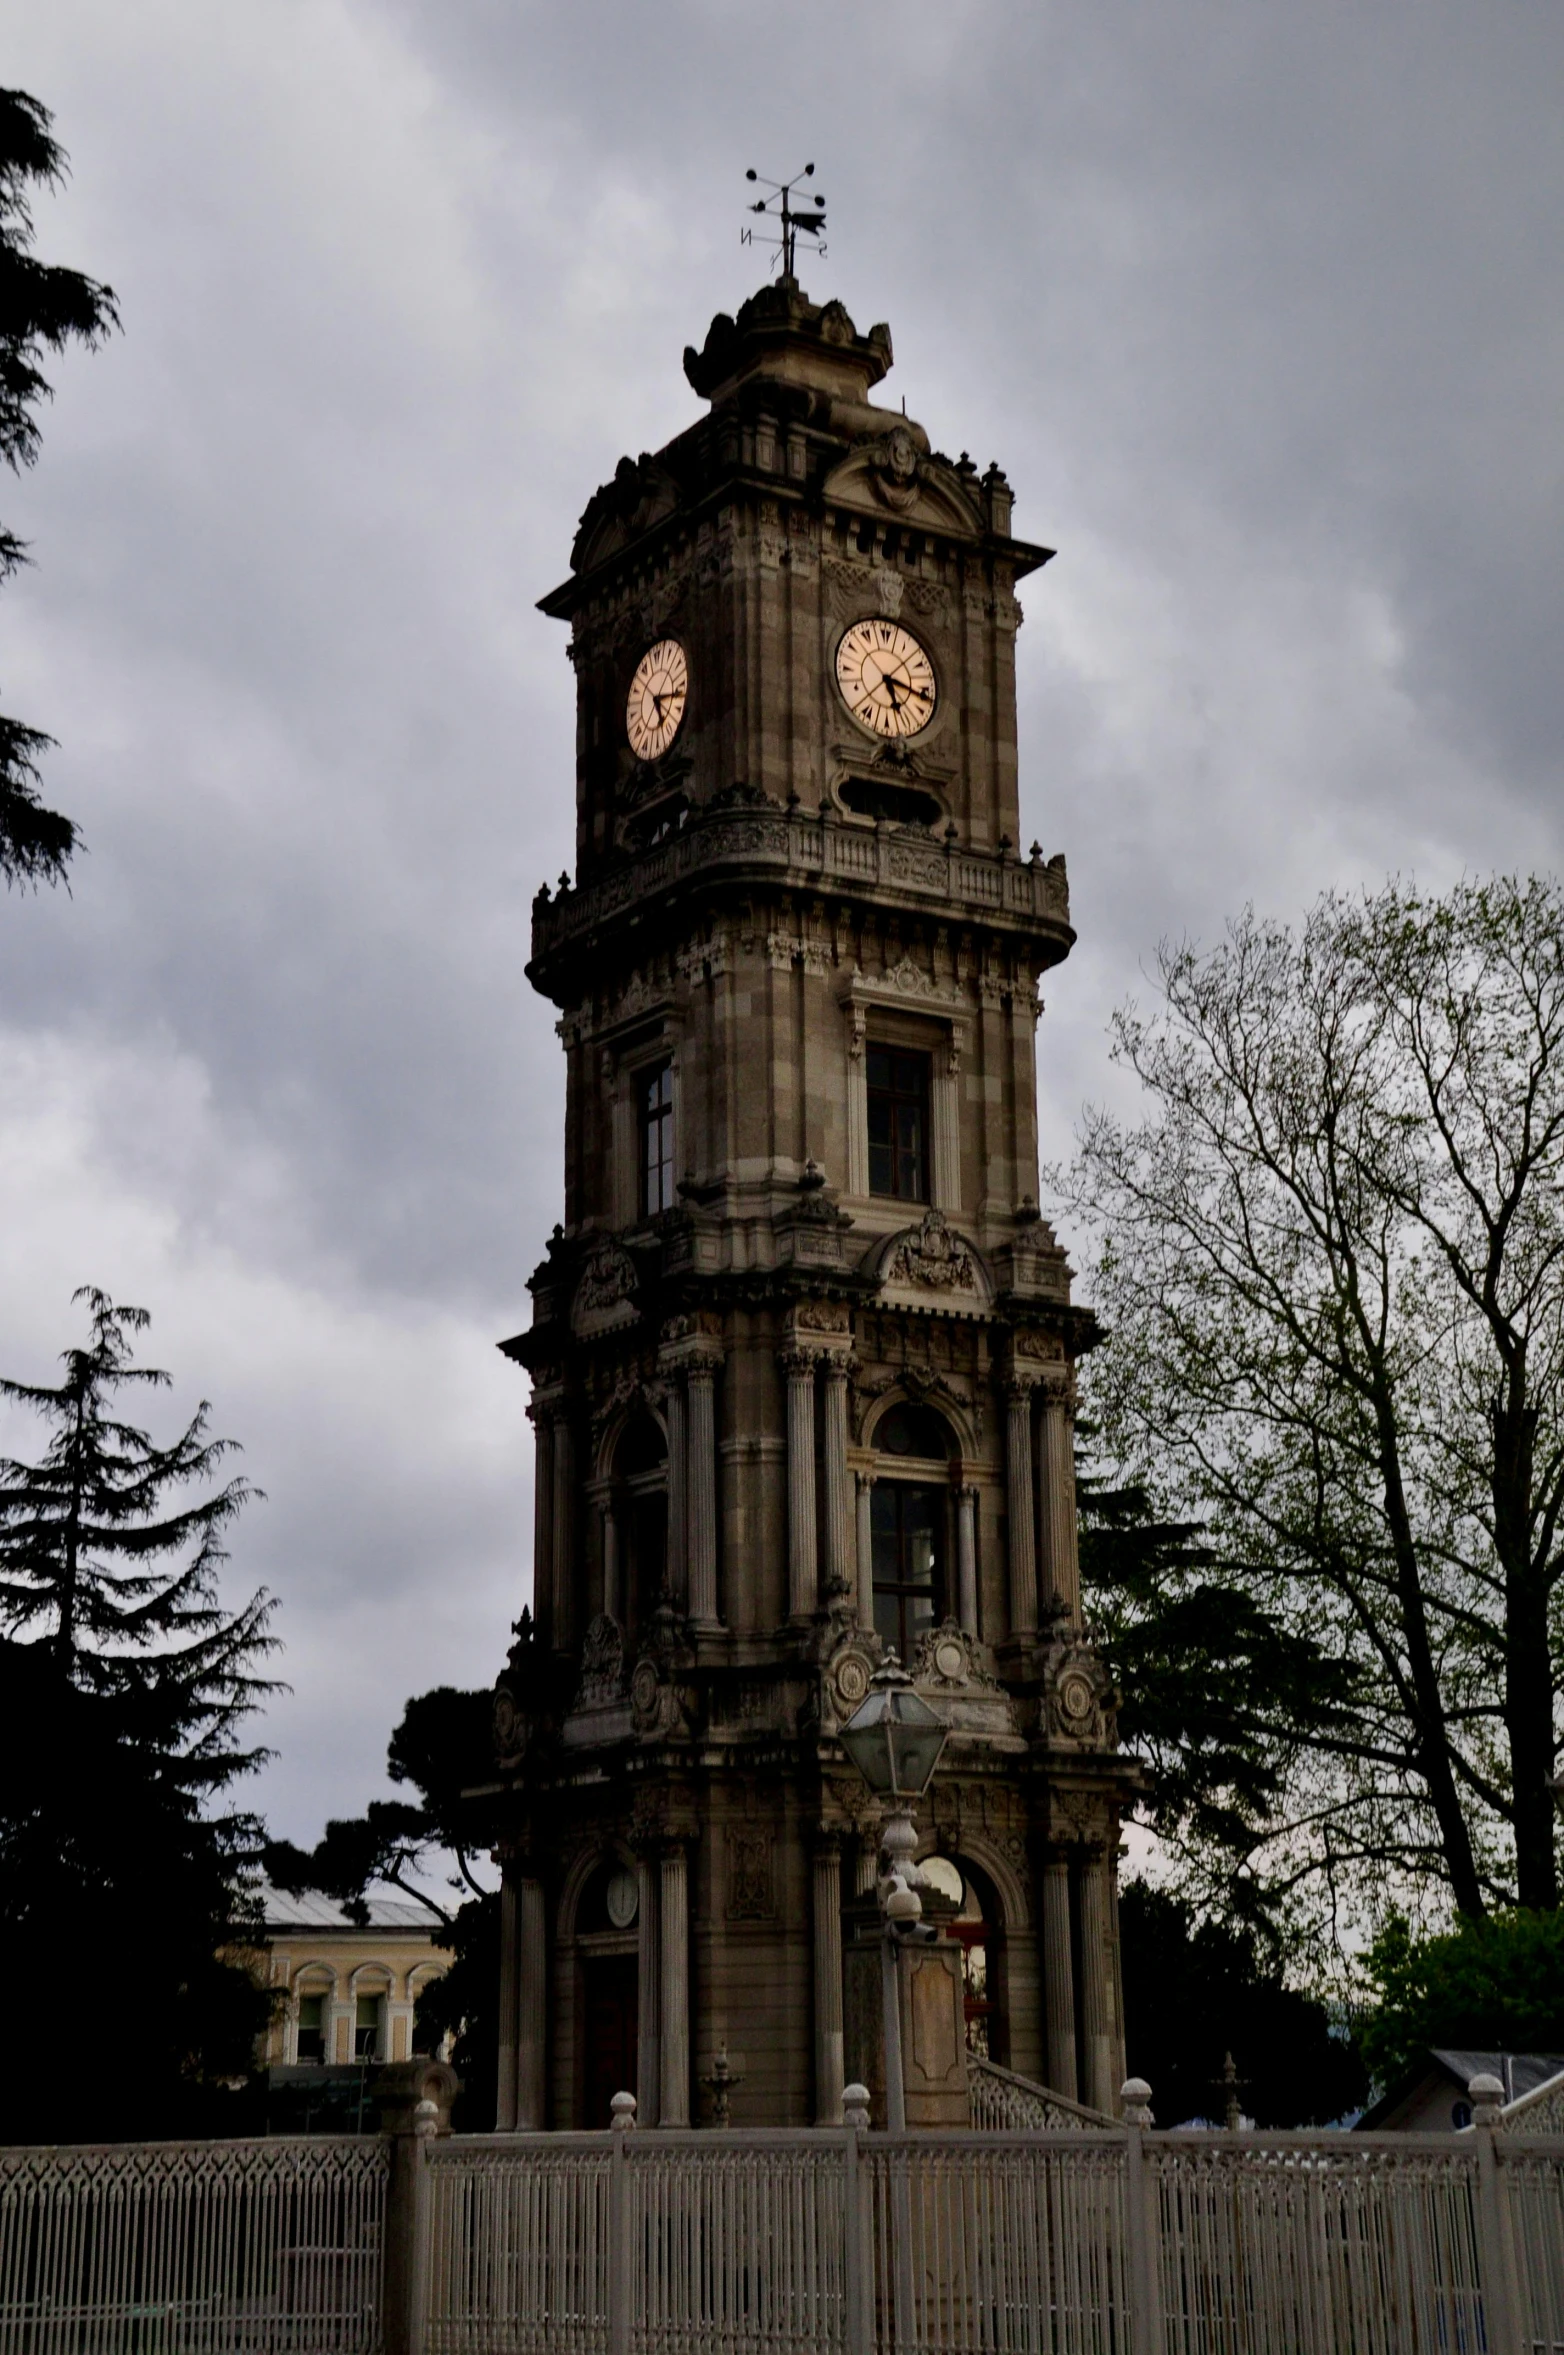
[529,804,1072,1005]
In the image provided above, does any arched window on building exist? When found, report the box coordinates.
[870,1401,954,1658]
[921,1854,1006,2064]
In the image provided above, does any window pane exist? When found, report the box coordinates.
[866,1046,930,1201]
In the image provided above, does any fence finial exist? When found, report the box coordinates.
[610,2089,638,2132]
[1121,2078,1154,2127]
[843,2082,871,2129]
[1468,2072,1504,2127]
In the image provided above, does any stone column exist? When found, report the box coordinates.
[550,1407,575,1651]
[812,1842,845,2126]
[783,1349,819,1620]
[495,1871,519,2130]
[1042,1852,1078,2101]
[957,1484,979,1636]
[1079,1850,1114,2117]
[663,1374,687,1608]
[659,1846,691,2126]
[820,1356,852,1599]
[855,1472,875,1629]
[1039,1374,1082,1626]
[1005,1379,1039,1639]
[636,1854,660,2126]
[600,1498,621,1624]
[516,1877,547,2130]
[686,1355,720,1628]
[529,1403,555,1649]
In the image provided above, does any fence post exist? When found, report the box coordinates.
[610,2089,637,2355]
[374,2060,458,2355]
[1121,2079,1164,2355]
[1469,2074,1522,2355]
[843,2084,872,2355]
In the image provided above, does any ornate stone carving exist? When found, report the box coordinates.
[574,1613,626,1710]
[794,1300,852,1335]
[912,1618,997,1693]
[726,1827,775,1920]
[1040,1637,1117,1749]
[575,1240,637,1316]
[883,1209,975,1293]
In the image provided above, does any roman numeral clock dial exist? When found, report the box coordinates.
[626,638,688,761]
[835,617,937,739]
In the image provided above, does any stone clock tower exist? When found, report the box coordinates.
[489,276,1142,2132]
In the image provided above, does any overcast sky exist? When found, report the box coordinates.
[2,1,1560,1852]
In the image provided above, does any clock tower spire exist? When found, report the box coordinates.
[492,274,1144,2133]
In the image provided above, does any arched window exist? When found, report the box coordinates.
[871,1401,954,1656]
[921,1855,1005,2062]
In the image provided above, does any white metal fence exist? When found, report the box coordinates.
[3,2119,1562,2354]
[420,2122,1564,2355]
[0,2138,387,2355]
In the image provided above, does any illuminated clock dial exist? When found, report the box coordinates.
[836,617,937,739]
[626,639,688,761]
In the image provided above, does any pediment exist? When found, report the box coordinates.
[821,434,985,538]
[862,1210,993,1309]
[571,455,683,575]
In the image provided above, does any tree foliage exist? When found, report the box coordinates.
[1067,877,1564,1929]
[1120,1881,1367,2127]
[0,1291,276,2139]
[1357,1908,1564,2092]
[264,1684,496,1929]
[266,1683,501,2127]
[1078,1454,1359,1922]
[0,86,119,890]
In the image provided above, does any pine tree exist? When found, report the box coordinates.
[0,1289,278,2139]
[0,88,119,890]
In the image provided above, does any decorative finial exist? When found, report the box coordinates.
[742,163,828,283]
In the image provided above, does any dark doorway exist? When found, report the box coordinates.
[581,1954,639,2128]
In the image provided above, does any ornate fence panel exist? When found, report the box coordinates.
[862,2134,1130,2355]
[0,2137,387,2355]
[968,2061,1115,2135]
[422,2138,612,2355]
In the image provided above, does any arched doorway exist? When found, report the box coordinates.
[869,1401,955,1657]
[574,1856,641,2128]
[921,1854,1006,2064]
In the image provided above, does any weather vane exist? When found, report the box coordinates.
[741,163,827,281]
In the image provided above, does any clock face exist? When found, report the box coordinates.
[605,1869,639,1930]
[626,639,688,762]
[836,617,937,739]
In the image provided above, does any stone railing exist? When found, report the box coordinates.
[1500,2065,1564,2136]
[530,804,1071,973]
[968,2053,1118,2131]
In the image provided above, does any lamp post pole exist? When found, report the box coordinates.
[838,1653,948,2135]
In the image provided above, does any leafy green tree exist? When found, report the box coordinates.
[0,88,118,889]
[1120,1880,1367,2127]
[0,1290,277,2139]
[266,1683,501,2127]
[1067,877,1564,1926]
[1357,1909,1564,2092]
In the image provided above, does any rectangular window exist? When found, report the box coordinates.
[354,1995,383,2062]
[867,1046,930,1201]
[639,1061,675,1217]
[296,1993,325,2065]
[870,1481,945,1658]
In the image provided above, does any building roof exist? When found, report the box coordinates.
[258,1882,450,1936]
[1358,2047,1564,2129]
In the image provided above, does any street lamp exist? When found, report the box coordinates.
[839,1654,948,2131]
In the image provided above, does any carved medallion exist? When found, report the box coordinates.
[883,1209,975,1293]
